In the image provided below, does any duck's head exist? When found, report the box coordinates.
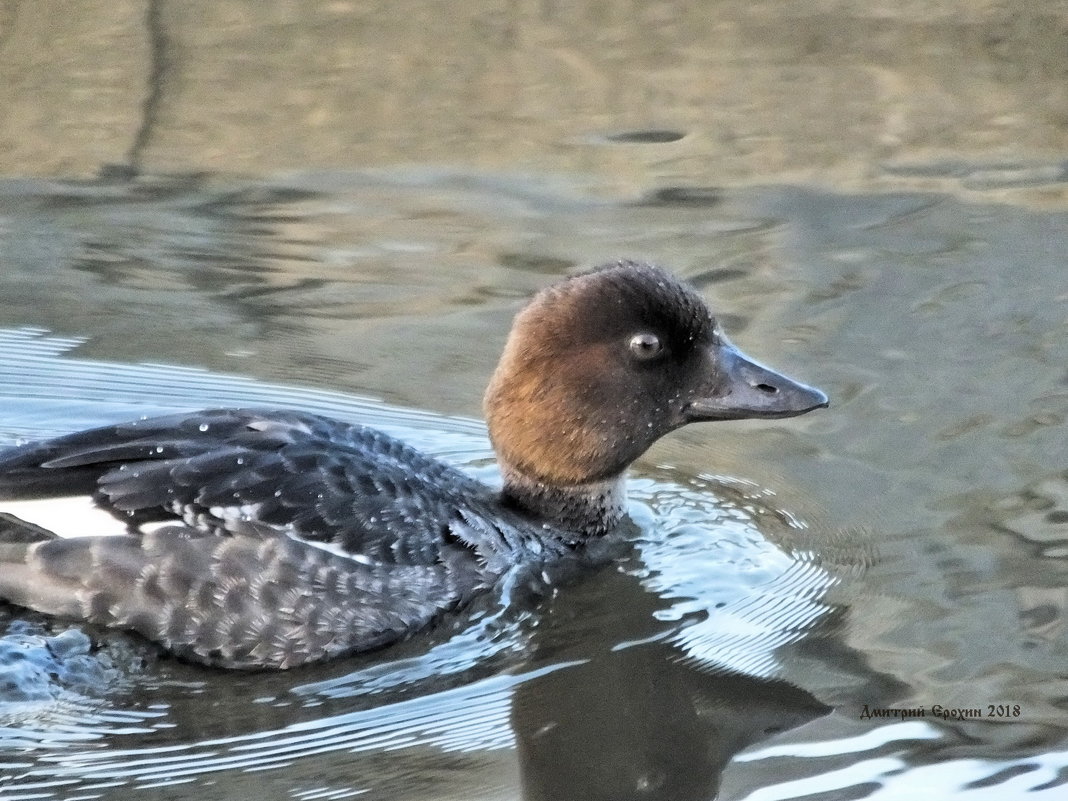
[484,261,827,498]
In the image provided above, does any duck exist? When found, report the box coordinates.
[0,261,827,669]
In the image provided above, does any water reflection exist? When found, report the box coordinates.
[512,566,832,801]
[516,653,827,800]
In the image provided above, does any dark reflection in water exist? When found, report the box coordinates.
[638,186,724,208]
[516,649,827,801]
[512,565,833,801]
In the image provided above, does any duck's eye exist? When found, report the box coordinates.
[628,332,663,361]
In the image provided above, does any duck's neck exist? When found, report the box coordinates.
[499,464,627,540]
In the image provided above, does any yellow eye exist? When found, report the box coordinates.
[628,332,663,360]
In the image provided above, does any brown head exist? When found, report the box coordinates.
[484,261,827,493]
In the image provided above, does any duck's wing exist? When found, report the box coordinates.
[0,408,499,565]
[0,409,514,667]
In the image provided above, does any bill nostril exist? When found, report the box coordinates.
[754,382,778,394]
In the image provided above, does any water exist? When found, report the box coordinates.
[2,2,1068,799]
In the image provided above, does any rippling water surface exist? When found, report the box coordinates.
[2,3,1068,799]
[0,169,1066,800]
[0,166,1065,800]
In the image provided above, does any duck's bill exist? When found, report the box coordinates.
[686,341,829,421]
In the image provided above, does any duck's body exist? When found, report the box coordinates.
[0,410,566,668]
[0,262,827,669]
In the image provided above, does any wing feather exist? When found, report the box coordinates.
[0,409,515,565]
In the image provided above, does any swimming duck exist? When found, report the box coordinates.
[0,261,827,669]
